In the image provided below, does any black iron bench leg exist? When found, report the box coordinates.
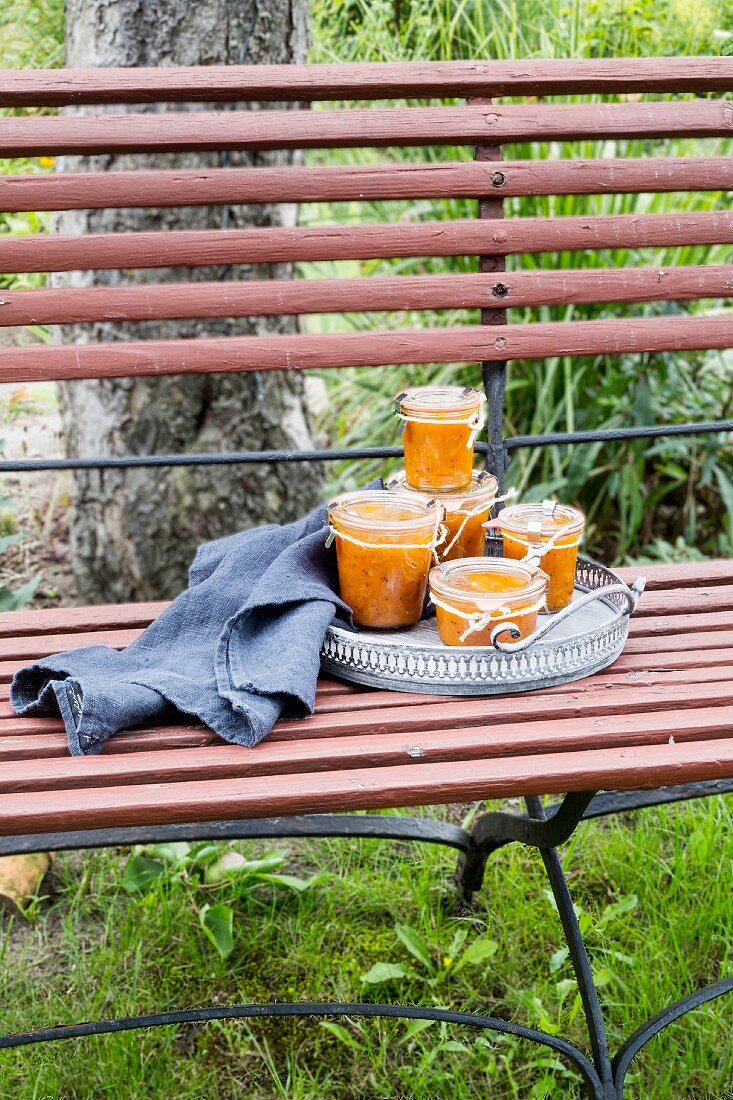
[458,789,733,1098]
[1,798,730,1099]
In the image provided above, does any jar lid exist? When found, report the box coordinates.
[430,557,547,609]
[498,500,585,540]
[385,468,498,510]
[396,385,482,416]
[328,489,441,533]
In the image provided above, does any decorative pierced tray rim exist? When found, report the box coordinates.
[320,556,641,696]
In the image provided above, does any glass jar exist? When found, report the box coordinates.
[429,557,548,647]
[497,501,585,613]
[397,385,484,491]
[328,490,443,629]
[385,469,498,562]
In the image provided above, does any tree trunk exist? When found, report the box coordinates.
[58,0,322,603]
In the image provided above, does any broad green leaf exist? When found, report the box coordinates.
[319,1022,365,1050]
[360,962,407,984]
[599,894,638,928]
[549,947,569,973]
[203,850,287,885]
[147,842,191,865]
[395,923,433,971]
[399,1018,437,1043]
[257,872,329,892]
[0,533,22,554]
[199,903,234,959]
[555,979,577,1004]
[0,576,39,611]
[453,937,498,973]
[122,855,165,893]
[187,842,226,866]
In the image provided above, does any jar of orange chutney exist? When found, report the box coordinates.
[396,385,485,492]
[385,469,498,562]
[328,491,443,629]
[429,558,548,647]
[497,501,585,613]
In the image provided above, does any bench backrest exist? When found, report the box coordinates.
[1,57,732,485]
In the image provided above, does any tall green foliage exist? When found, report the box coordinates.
[308,0,733,562]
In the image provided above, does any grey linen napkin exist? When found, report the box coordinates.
[10,499,355,756]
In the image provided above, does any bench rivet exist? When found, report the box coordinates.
[491,171,506,187]
[492,282,510,298]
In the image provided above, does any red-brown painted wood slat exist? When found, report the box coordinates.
[1,58,732,107]
[614,560,733,587]
[3,157,733,214]
[1,739,732,836]
[2,313,731,385]
[2,704,733,792]
[1,101,732,158]
[0,585,726,660]
[0,559,725,640]
[2,265,732,328]
[5,211,732,275]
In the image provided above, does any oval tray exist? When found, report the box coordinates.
[320,556,644,695]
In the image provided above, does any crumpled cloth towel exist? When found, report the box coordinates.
[11,499,354,756]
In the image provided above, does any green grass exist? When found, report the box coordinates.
[0,799,731,1098]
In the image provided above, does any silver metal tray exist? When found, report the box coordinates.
[320,556,645,695]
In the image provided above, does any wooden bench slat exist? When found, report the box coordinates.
[0,560,725,641]
[2,737,732,836]
[614,560,732,587]
[0,602,166,638]
[1,58,732,107]
[2,101,731,158]
[3,157,732,214]
[3,663,733,743]
[2,313,731,386]
[2,264,731,329]
[4,667,733,740]
[5,211,733,275]
[3,703,733,792]
[2,641,732,697]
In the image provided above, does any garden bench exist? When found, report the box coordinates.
[1,57,733,1098]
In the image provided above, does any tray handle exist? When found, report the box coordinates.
[490,577,646,653]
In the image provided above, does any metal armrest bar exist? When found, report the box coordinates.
[2,418,731,473]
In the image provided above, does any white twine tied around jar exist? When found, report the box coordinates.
[438,486,518,558]
[430,592,547,643]
[494,499,580,568]
[394,388,487,450]
[325,507,449,565]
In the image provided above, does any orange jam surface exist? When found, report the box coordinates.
[330,496,437,630]
[499,508,584,613]
[431,561,545,647]
[400,388,482,492]
[440,504,489,561]
[386,470,497,563]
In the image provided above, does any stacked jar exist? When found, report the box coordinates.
[328,382,586,646]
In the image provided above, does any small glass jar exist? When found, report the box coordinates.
[430,557,548,647]
[397,385,484,492]
[386,469,498,562]
[497,501,585,613]
[328,490,442,629]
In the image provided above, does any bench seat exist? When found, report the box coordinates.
[1,558,731,839]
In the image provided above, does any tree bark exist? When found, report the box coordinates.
[58,0,322,603]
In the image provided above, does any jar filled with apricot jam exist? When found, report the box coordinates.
[497,501,585,613]
[429,558,548,647]
[385,469,498,562]
[397,385,485,492]
[328,491,443,629]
